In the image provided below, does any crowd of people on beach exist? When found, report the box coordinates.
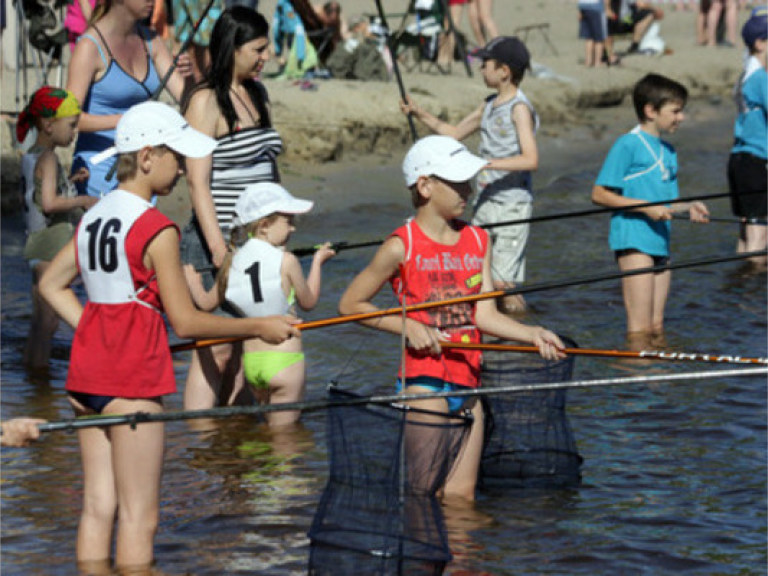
[575,0,760,67]
[2,0,766,572]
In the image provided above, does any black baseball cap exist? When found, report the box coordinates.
[475,36,530,71]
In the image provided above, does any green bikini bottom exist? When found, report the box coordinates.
[242,351,305,390]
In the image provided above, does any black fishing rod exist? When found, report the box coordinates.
[673,214,767,225]
[374,0,418,142]
[287,190,740,258]
[104,0,217,181]
[11,366,763,434]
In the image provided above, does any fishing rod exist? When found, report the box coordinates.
[172,248,767,353]
[289,190,740,258]
[441,342,768,365]
[16,366,765,434]
[672,214,755,224]
[374,0,418,142]
[103,0,217,181]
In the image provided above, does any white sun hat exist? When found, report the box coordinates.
[233,182,314,225]
[91,101,217,164]
[402,135,488,187]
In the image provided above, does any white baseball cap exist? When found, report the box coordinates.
[402,135,488,187]
[91,101,217,165]
[233,182,314,225]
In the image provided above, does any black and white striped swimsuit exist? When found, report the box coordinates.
[210,126,283,231]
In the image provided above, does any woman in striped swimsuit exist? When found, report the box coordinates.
[181,6,284,410]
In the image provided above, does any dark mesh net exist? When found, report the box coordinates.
[480,337,583,489]
[308,386,473,576]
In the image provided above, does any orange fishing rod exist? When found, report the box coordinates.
[170,249,766,354]
[440,342,768,366]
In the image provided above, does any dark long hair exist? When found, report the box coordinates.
[186,6,271,133]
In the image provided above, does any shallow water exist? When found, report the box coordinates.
[2,101,766,575]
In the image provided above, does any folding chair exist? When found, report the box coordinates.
[391,0,471,77]
[513,23,559,57]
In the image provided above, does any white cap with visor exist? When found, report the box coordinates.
[91,101,217,165]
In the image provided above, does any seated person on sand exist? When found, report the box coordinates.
[326,14,389,81]
[606,0,664,55]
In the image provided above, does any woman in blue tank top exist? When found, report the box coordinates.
[66,0,191,197]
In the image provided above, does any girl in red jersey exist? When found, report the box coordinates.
[40,101,299,573]
[339,135,564,502]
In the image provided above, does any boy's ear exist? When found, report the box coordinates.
[417,175,433,198]
[642,102,657,122]
[137,146,155,172]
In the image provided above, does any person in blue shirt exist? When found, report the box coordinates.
[728,7,767,268]
[592,73,709,349]
[273,0,307,69]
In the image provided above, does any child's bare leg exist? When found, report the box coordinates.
[402,387,453,493]
[618,251,657,334]
[705,0,723,45]
[625,330,655,351]
[24,263,59,371]
[109,399,164,569]
[266,359,305,427]
[593,41,605,67]
[75,424,117,563]
[183,344,234,410]
[584,39,595,66]
[467,0,485,46]
[743,222,768,266]
[443,399,484,501]
[651,268,671,335]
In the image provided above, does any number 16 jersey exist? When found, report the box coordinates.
[67,189,179,398]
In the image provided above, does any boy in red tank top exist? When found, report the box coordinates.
[40,101,300,573]
[339,135,564,501]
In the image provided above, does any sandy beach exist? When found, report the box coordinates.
[0,0,752,215]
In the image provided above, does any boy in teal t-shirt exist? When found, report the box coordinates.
[592,73,709,349]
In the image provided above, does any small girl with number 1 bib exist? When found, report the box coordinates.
[185,182,336,427]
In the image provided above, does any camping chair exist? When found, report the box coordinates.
[13,0,67,113]
[513,23,558,57]
[390,0,471,77]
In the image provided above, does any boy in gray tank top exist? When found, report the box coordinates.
[401,36,538,313]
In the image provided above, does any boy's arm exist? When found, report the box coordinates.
[400,97,483,141]
[592,184,673,221]
[286,243,336,311]
[475,241,564,360]
[148,228,300,343]
[338,236,442,354]
[38,239,84,329]
[672,200,710,223]
[182,264,221,311]
[485,103,538,173]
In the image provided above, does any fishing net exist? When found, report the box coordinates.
[480,337,583,489]
[308,385,473,576]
